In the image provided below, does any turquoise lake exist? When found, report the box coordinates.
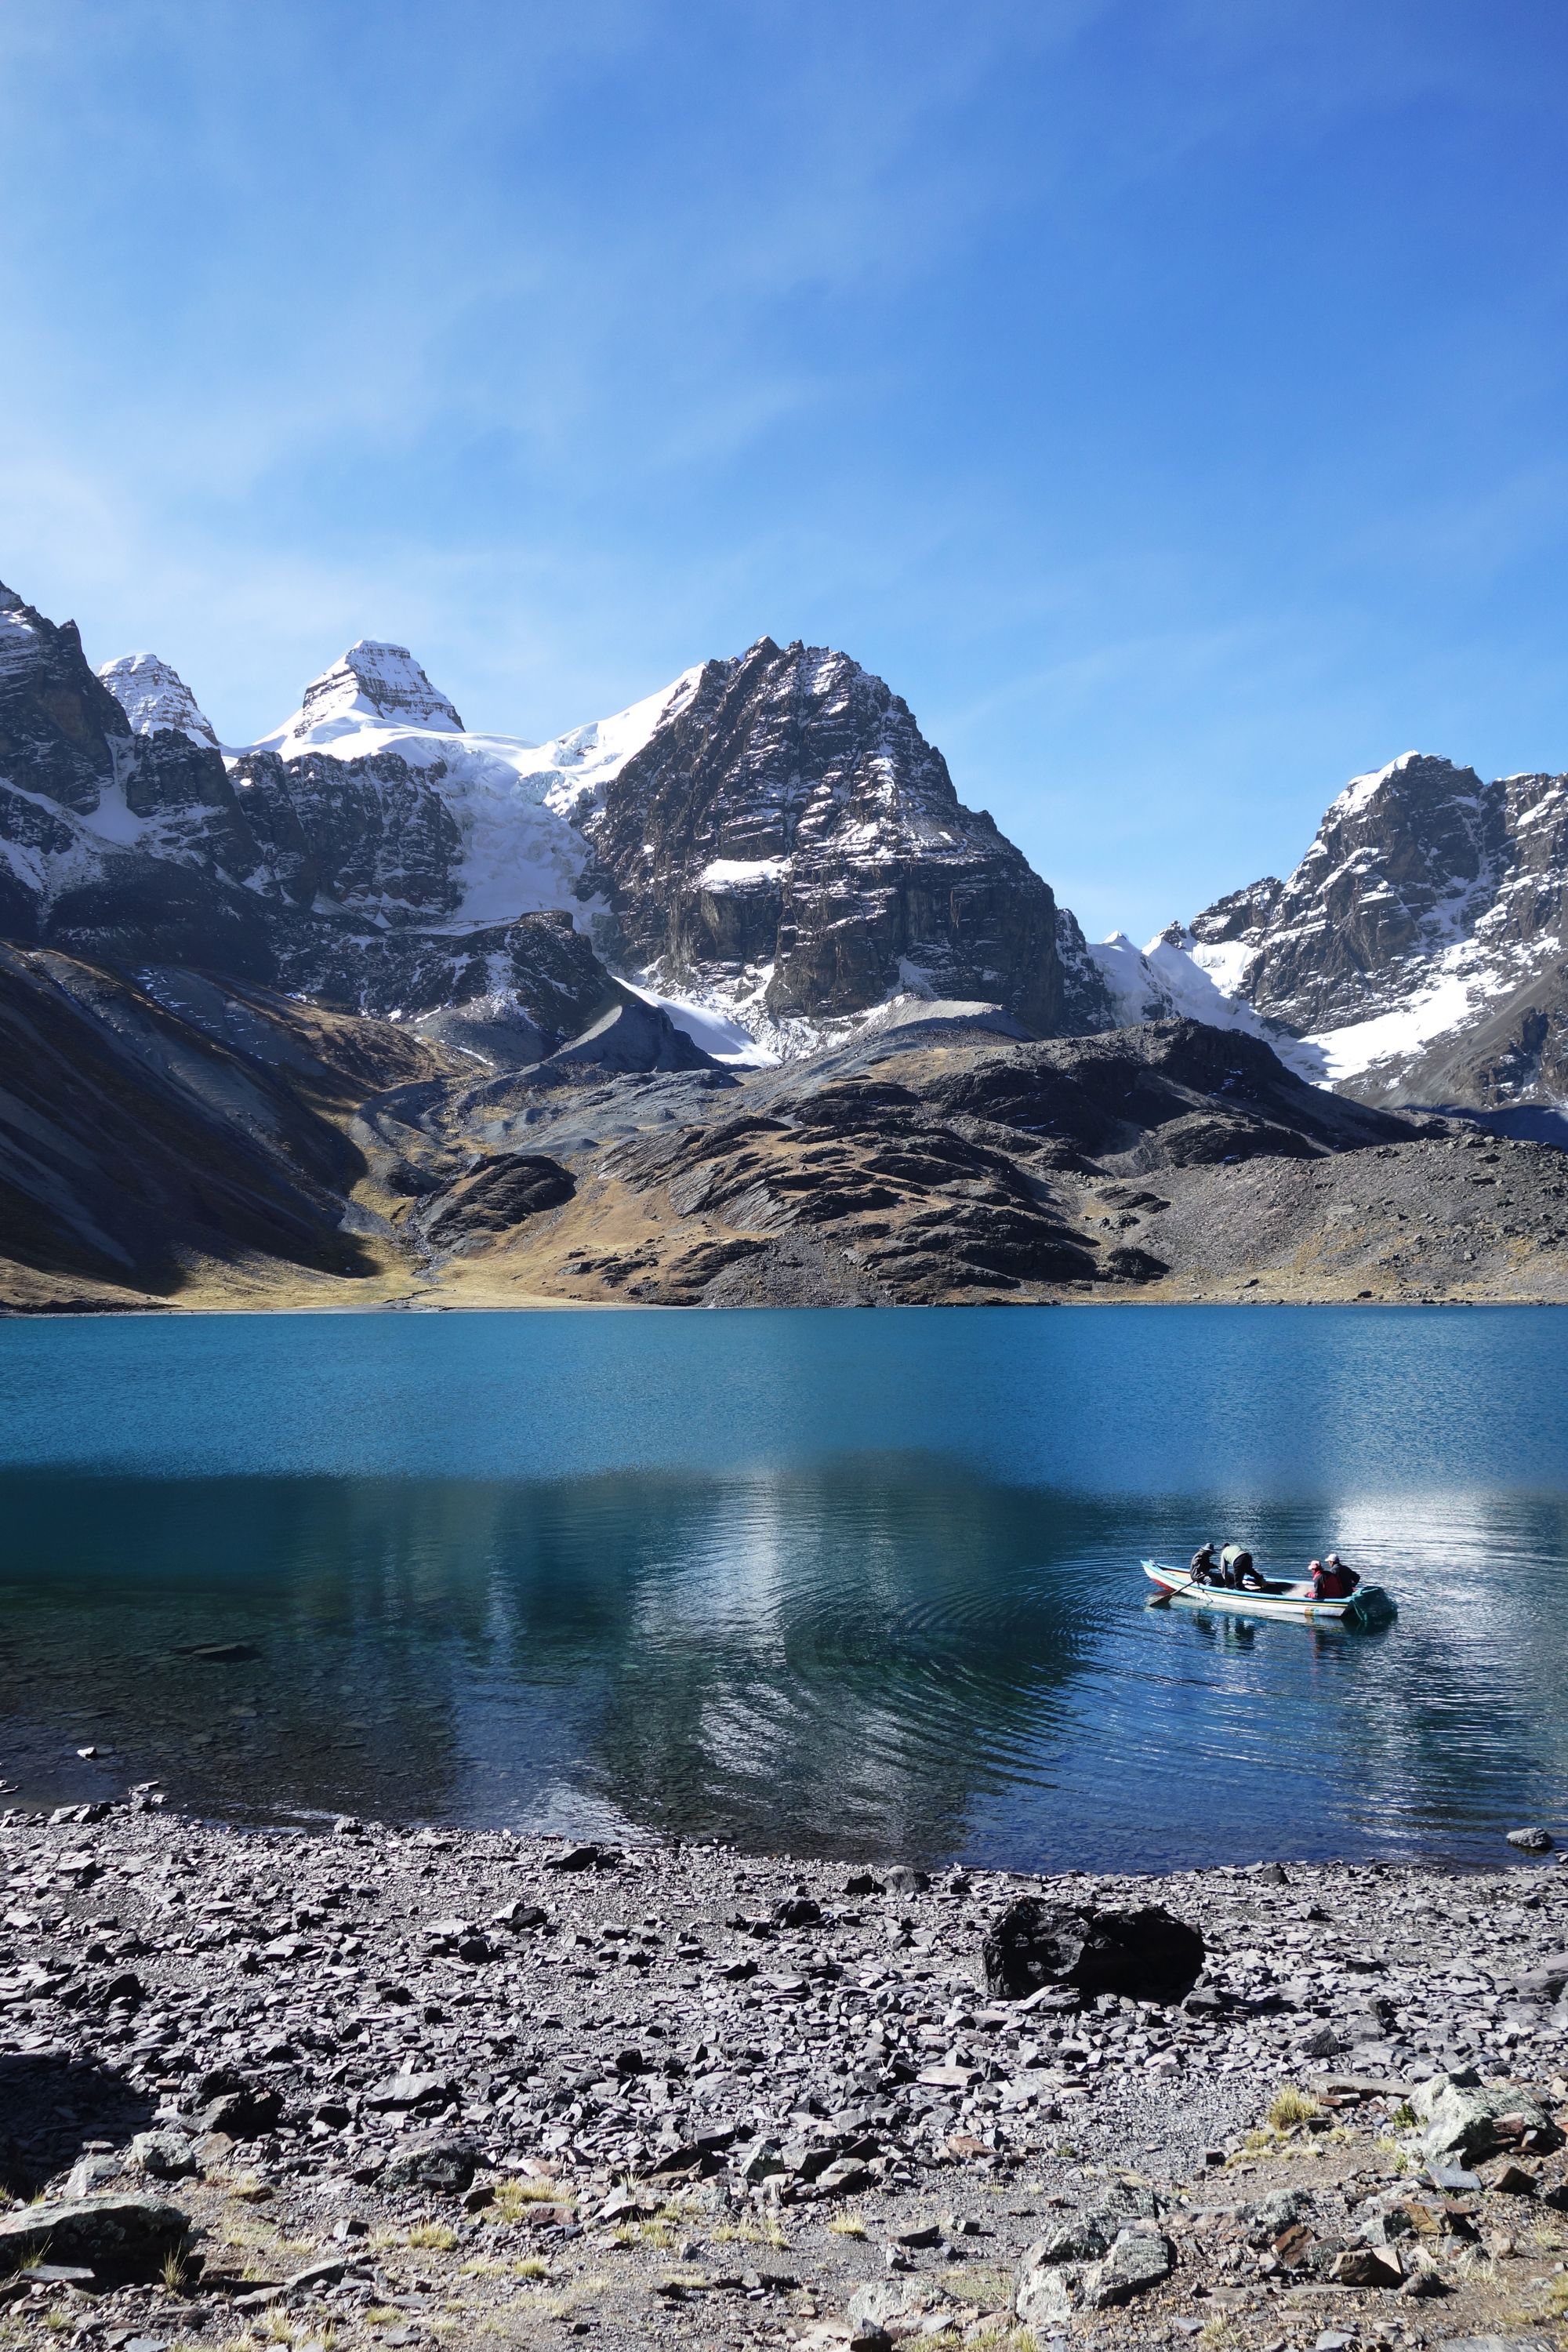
[1,1305,1565,1871]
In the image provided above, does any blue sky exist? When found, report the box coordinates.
[3,1,1566,940]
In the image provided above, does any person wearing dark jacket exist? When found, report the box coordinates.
[1189,1541,1218,1585]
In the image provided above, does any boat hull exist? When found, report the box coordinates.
[1142,1560,1395,1628]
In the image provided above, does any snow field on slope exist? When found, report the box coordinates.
[1090,931,1331,1083]
[241,664,704,933]
[623,981,778,1066]
[1304,938,1559,1084]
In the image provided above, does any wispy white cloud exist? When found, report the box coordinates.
[2,0,1566,942]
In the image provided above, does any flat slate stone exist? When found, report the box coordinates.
[0,2194,189,2275]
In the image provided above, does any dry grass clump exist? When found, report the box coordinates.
[710,2214,789,2248]
[942,2264,1014,2313]
[490,2176,572,2223]
[405,2222,457,2252]
[610,2218,680,2250]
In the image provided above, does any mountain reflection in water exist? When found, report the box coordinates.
[0,1307,1565,1870]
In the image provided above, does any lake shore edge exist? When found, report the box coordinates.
[4,1800,1566,2352]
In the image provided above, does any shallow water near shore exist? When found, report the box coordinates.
[1,1304,1565,1871]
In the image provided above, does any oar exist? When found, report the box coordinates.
[1149,1570,1200,1609]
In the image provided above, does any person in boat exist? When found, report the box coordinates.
[1220,1541,1269,1592]
[1311,1553,1360,1600]
[1189,1541,1219,1585]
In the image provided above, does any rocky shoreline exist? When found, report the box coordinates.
[3,1802,1567,2352]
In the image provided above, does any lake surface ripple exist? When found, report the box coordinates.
[1,1306,1564,1871]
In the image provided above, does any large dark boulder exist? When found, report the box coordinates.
[982,1898,1204,2005]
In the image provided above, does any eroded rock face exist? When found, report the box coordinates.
[0,584,627,1052]
[584,637,1111,1039]
[227,746,468,920]
[0,583,274,973]
[606,1074,1102,1301]
[1204,755,1510,1033]
[414,1153,576,1251]
[2,584,1120,1061]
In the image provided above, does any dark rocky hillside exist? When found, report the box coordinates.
[0,948,456,1309]
[321,1011,1568,1312]
[4,953,1566,1311]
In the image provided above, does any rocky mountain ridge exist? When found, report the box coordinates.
[0,577,1116,1071]
[0,585,650,1062]
[1103,750,1568,1109]
[5,564,1568,1319]
[15,568,1567,1112]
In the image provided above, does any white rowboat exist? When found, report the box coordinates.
[1143,1559,1396,1628]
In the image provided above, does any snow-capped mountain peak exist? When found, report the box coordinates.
[1329,747,1428,820]
[229,655,710,944]
[1127,745,1568,1105]
[535,666,704,818]
[1087,924,1319,1076]
[98,652,220,750]
[259,641,466,753]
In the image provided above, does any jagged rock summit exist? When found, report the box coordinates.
[0,583,621,1044]
[582,634,1111,1046]
[0,575,1115,1065]
[13,565,1568,1109]
[1109,748,1568,1107]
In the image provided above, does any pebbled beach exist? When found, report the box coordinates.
[3,1802,1567,2351]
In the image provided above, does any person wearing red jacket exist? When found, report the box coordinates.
[1310,1555,1360,1599]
